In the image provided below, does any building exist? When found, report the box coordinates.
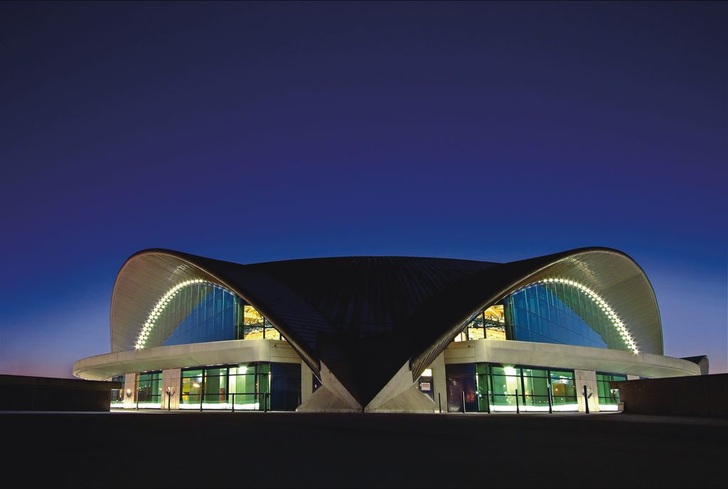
[72,247,704,413]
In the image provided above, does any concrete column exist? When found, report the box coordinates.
[162,368,181,410]
[301,363,314,405]
[431,352,447,413]
[575,369,598,413]
[123,373,137,409]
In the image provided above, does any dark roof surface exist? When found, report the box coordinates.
[162,253,501,404]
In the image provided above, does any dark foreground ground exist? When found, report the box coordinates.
[2,410,726,488]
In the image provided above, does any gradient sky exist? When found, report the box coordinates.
[1,1,726,379]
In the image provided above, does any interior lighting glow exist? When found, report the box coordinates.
[535,278,639,354]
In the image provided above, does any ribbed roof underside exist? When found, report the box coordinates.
[110,247,663,407]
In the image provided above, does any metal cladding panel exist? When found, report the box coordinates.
[110,252,221,352]
[246,256,497,335]
[244,256,498,403]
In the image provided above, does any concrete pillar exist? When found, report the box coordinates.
[431,352,447,413]
[575,369,599,413]
[162,368,181,410]
[123,373,137,409]
[301,363,314,406]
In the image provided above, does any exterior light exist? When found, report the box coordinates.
[134,279,235,349]
[537,277,639,354]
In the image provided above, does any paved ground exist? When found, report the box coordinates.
[3,410,727,488]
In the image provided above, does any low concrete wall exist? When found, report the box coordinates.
[0,375,120,411]
[613,373,728,418]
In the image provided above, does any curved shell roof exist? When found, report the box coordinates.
[110,247,663,407]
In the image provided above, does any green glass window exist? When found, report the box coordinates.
[596,372,627,405]
[521,367,550,406]
[110,375,124,404]
[181,369,204,405]
[181,363,275,411]
[487,364,521,406]
[137,371,162,404]
[550,369,576,404]
[203,367,228,404]
[475,363,577,412]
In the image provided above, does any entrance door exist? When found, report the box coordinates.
[446,364,477,412]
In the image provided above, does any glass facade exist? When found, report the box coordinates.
[110,375,124,407]
[444,363,578,413]
[505,284,613,348]
[163,283,242,346]
[453,279,634,352]
[441,278,636,413]
[137,371,163,406]
[455,305,507,342]
[503,281,632,351]
[270,363,303,411]
[596,372,627,405]
[242,305,282,340]
[116,282,299,412]
[136,280,283,348]
[179,362,300,411]
[477,364,577,412]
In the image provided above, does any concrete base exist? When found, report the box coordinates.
[296,385,362,412]
[296,383,438,413]
[366,384,438,413]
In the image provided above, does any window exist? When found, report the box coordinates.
[596,372,627,405]
[137,371,162,405]
[475,363,578,412]
[179,362,298,411]
[503,281,632,351]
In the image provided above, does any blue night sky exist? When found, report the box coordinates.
[1,1,726,378]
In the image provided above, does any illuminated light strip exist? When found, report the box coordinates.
[134,279,231,350]
[528,278,639,354]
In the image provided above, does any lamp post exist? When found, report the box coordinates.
[165,386,175,411]
[547,384,553,414]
